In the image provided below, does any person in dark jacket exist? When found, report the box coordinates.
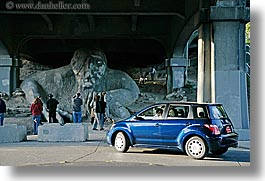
[72,92,83,123]
[46,94,59,123]
[99,92,107,130]
[0,96,7,126]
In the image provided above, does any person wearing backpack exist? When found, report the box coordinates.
[0,96,6,126]
[30,97,43,135]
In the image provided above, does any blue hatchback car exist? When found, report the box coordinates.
[106,102,238,159]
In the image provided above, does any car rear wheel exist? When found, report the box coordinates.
[185,136,208,160]
[114,132,129,152]
[211,147,228,155]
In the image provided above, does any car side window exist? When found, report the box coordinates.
[167,105,189,118]
[138,105,166,119]
[193,106,208,119]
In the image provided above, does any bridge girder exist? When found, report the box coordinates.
[0,0,202,66]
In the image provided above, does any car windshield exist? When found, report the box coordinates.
[209,105,228,119]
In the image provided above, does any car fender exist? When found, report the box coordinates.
[176,125,211,152]
[110,126,134,146]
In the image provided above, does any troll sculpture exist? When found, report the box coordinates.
[20,49,140,122]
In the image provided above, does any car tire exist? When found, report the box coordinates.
[114,132,129,153]
[211,147,228,155]
[185,136,208,160]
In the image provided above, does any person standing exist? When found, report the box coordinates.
[0,96,7,126]
[30,97,43,135]
[89,92,97,125]
[92,94,101,130]
[150,66,157,81]
[72,92,83,123]
[37,96,43,106]
[37,96,44,125]
[46,94,59,123]
[99,92,107,130]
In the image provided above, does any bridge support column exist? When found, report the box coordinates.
[166,57,188,94]
[197,23,214,103]
[0,41,19,95]
[210,4,250,134]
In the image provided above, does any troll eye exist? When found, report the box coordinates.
[97,60,103,65]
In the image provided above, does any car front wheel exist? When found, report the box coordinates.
[114,132,129,152]
[185,136,208,160]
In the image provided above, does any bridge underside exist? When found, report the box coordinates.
[19,38,167,68]
[0,0,202,68]
[0,0,250,134]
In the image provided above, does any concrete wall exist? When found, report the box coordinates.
[0,41,19,95]
[215,71,249,129]
[166,57,188,93]
[38,123,89,142]
[208,5,250,131]
[0,56,12,95]
[0,124,27,143]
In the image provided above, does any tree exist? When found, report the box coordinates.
[245,22,250,45]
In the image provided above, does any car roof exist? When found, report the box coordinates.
[150,101,222,106]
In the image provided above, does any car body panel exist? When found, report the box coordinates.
[106,102,239,158]
[161,118,195,146]
[129,119,164,145]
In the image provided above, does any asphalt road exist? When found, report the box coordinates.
[0,131,250,167]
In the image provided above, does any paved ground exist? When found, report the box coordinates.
[26,123,251,149]
[0,122,250,167]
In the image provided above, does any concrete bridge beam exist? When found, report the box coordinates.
[210,5,250,130]
[197,23,214,103]
[165,56,188,93]
[0,41,19,95]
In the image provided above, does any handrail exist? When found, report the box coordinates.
[246,63,250,78]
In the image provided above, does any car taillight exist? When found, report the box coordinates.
[204,124,221,135]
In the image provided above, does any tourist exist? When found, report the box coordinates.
[46,94,59,123]
[30,97,43,135]
[99,91,107,130]
[72,92,83,123]
[150,66,157,81]
[0,96,6,126]
[89,92,97,125]
[92,94,101,130]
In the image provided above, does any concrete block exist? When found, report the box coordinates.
[38,123,89,142]
[235,129,250,141]
[0,124,27,143]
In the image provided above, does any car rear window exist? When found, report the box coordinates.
[209,105,228,119]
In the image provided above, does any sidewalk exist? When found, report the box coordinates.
[26,123,250,150]
[27,122,110,143]
[238,141,250,149]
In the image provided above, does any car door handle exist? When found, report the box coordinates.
[155,123,162,127]
[185,122,191,126]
